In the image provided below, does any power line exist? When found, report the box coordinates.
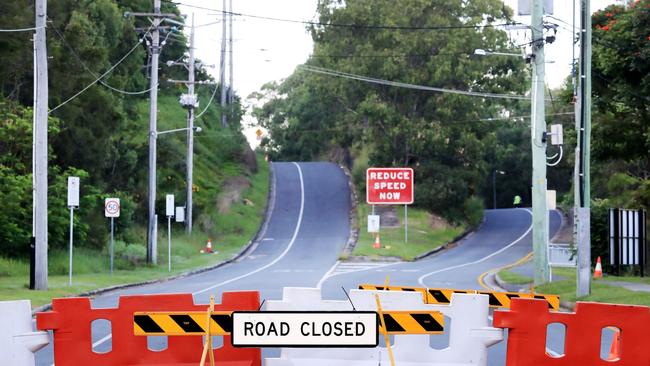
[194,84,219,119]
[0,25,44,32]
[165,0,523,31]
[48,20,154,96]
[309,51,471,59]
[299,65,531,100]
[50,35,148,112]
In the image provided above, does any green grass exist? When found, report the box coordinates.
[532,268,650,307]
[0,155,269,308]
[352,204,463,260]
[498,269,533,285]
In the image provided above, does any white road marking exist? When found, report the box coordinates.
[316,260,340,289]
[192,162,305,295]
[319,262,400,286]
[417,209,534,287]
[261,238,275,241]
[88,163,306,350]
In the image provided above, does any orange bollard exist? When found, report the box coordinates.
[594,256,603,279]
[373,234,381,249]
[608,329,621,361]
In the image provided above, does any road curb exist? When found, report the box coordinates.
[491,272,575,312]
[32,163,276,315]
[339,164,360,257]
[412,217,482,261]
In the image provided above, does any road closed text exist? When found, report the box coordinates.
[232,312,378,347]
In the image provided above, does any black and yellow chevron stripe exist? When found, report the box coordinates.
[133,311,233,336]
[380,311,444,334]
[358,284,560,310]
[134,310,444,336]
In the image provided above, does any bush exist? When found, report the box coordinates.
[463,196,485,228]
[112,240,147,269]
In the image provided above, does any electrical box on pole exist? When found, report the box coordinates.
[550,124,563,145]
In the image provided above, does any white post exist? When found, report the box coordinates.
[167,216,172,272]
[404,204,408,243]
[68,207,74,286]
[110,217,114,275]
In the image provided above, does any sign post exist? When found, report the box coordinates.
[67,177,80,286]
[166,194,175,272]
[366,168,414,244]
[104,198,120,275]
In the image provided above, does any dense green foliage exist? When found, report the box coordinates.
[253,0,573,223]
[0,1,250,258]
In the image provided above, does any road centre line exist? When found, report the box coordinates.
[417,209,533,287]
[193,162,305,295]
[88,163,305,351]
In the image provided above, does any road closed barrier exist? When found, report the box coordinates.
[36,291,261,366]
[359,284,561,310]
[0,300,50,366]
[494,298,650,365]
[263,287,501,366]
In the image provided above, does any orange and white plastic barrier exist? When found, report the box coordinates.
[494,298,650,365]
[264,287,501,366]
[36,292,260,365]
[0,300,50,366]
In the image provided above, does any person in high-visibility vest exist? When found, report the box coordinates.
[513,195,522,208]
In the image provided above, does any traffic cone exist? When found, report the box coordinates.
[608,329,620,361]
[373,234,381,249]
[205,238,213,254]
[594,256,603,279]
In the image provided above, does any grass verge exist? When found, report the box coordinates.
[497,266,650,307]
[498,269,535,285]
[352,204,464,260]
[0,156,269,308]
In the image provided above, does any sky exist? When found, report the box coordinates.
[174,0,621,145]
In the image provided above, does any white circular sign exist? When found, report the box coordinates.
[105,198,121,218]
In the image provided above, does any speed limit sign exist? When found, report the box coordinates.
[104,198,121,218]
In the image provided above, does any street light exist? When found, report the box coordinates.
[474,48,525,58]
[492,170,506,209]
[155,125,202,137]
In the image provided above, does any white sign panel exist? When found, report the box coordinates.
[232,311,378,347]
[166,194,174,217]
[367,215,380,233]
[175,207,185,222]
[547,190,557,210]
[67,176,80,207]
[104,198,120,218]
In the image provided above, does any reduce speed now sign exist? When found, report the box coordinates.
[366,168,414,205]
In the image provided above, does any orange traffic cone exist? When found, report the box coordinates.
[608,329,620,361]
[594,256,603,279]
[373,234,381,249]
[205,238,213,254]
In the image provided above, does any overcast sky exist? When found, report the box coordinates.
[174,0,620,144]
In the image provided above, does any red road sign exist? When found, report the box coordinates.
[366,168,414,205]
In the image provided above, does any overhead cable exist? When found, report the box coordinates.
[298,65,531,100]
[165,0,523,31]
[48,21,154,96]
[50,36,148,112]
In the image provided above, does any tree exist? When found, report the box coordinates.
[254,0,529,223]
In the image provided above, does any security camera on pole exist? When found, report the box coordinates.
[67,177,79,286]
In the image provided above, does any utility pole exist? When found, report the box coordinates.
[33,0,49,290]
[146,0,162,265]
[186,14,196,233]
[576,0,592,297]
[219,0,228,127]
[531,0,550,285]
[228,0,234,106]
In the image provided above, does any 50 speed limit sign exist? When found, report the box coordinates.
[104,198,121,218]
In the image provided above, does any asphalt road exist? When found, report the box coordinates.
[35,162,565,365]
